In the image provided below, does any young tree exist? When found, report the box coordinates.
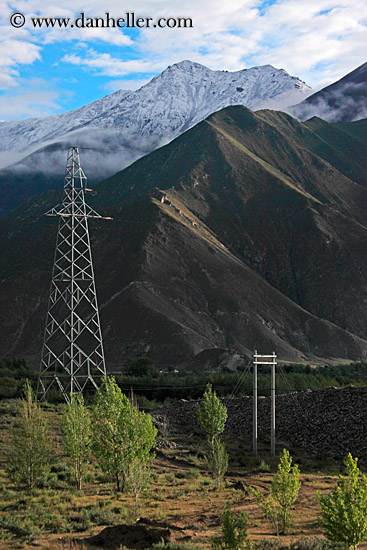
[211,502,248,550]
[62,393,92,490]
[6,380,52,490]
[197,383,227,447]
[92,376,157,492]
[318,453,367,549]
[127,405,157,511]
[207,437,229,489]
[251,448,301,535]
[127,456,151,518]
[197,383,229,487]
[92,376,133,491]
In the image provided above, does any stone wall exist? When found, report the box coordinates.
[152,386,367,461]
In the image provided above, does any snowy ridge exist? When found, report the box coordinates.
[0,60,311,176]
[85,61,311,135]
[0,89,132,155]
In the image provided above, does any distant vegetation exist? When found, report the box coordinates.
[0,358,33,399]
[1,358,367,404]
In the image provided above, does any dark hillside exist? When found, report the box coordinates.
[0,106,366,368]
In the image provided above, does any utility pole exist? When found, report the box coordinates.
[253,350,258,458]
[253,351,277,457]
[37,147,111,402]
[271,353,276,457]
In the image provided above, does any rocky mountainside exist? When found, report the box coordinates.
[0,61,311,215]
[0,105,367,368]
[290,61,367,122]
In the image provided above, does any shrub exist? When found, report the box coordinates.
[258,460,271,473]
[290,537,345,550]
[152,541,197,549]
[251,538,344,550]
[89,507,115,526]
[175,471,189,479]
[67,509,91,532]
[0,512,41,539]
[165,472,177,484]
[211,502,248,550]
[42,512,68,532]
[51,461,74,483]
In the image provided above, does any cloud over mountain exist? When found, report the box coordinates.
[0,60,311,215]
[290,61,367,122]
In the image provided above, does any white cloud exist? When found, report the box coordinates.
[0,78,60,118]
[0,39,41,88]
[0,0,366,113]
[42,25,132,46]
[133,0,366,88]
[248,0,367,86]
[61,49,164,77]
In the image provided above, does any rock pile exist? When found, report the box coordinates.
[151,387,367,461]
[84,518,185,549]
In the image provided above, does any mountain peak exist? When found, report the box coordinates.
[0,59,313,213]
[170,59,207,70]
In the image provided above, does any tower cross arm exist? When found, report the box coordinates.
[44,205,111,219]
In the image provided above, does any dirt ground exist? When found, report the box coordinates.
[1,400,367,550]
[2,449,366,550]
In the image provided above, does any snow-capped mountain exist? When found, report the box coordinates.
[81,60,311,136]
[0,60,312,214]
[0,61,311,162]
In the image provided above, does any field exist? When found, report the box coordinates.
[0,397,366,550]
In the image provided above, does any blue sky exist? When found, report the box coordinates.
[0,0,366,120]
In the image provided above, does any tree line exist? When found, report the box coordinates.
[2,357,367,402]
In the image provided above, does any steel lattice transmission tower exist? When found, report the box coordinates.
[38,147,110,402]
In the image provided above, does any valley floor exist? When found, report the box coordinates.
[1,397,367,550]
